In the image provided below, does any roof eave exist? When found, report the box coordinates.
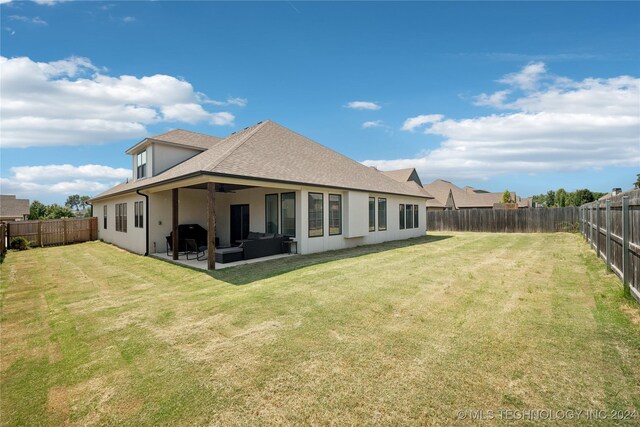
[89,171,432,203]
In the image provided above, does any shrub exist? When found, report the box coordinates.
[10,236,31,251]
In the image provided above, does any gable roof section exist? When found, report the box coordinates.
[92,121,432,201]
[423,179,510,208]
[0,195,30,219]
[125,129,222,154]
[381,168,424,187]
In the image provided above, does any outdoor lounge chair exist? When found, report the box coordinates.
[185,239,207,261]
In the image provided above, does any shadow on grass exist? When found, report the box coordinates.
[208,234,453,286]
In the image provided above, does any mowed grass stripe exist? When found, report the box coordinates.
[1,233,639,426]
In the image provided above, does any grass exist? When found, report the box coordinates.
[1,232,639,426]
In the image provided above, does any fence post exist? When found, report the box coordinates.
[37,220,43,247]
[622,196,630,297]
[605,199,611,271]
[589,203,594,247]
[63,219,67,245]
[595,201,601,258]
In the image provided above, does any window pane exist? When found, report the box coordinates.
[329,194,342,235]
[122,203,127,232]
[265,194,278,234]
[281,192,296,237]
[308,193,324,237]
[406,204,414,229]
[414,204,419,229]
[378,198,387,231]
[368,197,375,232]
[399,204,405,229]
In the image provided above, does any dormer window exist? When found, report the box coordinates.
[136,150,147,179]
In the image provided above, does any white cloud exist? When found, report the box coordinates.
[0,55,239,147]
[206,96,248,107]
[401,114,444,132]
[32,0,66,5]
[364,63,640,181]
[8,15,48,25]
[345,101,381,110]
[0,164,131,201]
[362,120,384,129]
[122,16,136,23]
[498,61,546,91]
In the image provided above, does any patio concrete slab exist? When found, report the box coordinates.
[150,251,296,270]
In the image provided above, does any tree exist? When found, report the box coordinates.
[635,174,640,189]
[79,196,91,211]
[44,204,75,219]
[500,190,514,204]
[556,188,568,207]
[545,190,555,208]
[65,194,81,211]
[572,189,594,206]
[28,200,47,220]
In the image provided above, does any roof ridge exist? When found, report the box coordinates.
[206,121,269,171]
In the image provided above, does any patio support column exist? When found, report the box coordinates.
[172,188,179,260]
[207,182,216,270]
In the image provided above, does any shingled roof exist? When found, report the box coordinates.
[381,168,424,187]
[0,195,30,220]
[93,121,432,201]
[423,179,513,209]
[125,129,222,154]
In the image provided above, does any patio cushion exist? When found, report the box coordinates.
[216,247,243,254]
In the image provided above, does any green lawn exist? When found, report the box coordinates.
[1,232,639,426]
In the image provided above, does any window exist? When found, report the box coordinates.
[115,203,127,232]
[265,194,278,234]
[281,192,296,237]
[406,204,414,229]
[378,198,387,231]
[134,201,144,228]
[103,205,108,229]
[329,194,342,235]
[136,150,147,179]
[368,197,376,232]
[413,204,419,229]
[399,204,405,229]
[308,192,324,237]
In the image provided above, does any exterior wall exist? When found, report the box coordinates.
[152,144,201,176]
[95,182,426,258]
[147,188,209,254]
[130,143,201,182]
[94,193,146,254]
[297,186,425,255]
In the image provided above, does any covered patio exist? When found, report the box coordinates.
[145,178,301,270]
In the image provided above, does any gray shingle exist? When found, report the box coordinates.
[92,121,432,201]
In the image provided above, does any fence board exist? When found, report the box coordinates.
[6,217,97,248]
[426,207,579,233]
[580,189,640,304]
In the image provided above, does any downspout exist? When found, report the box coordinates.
[136,189,150,256]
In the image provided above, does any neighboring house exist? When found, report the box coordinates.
[0,195,30,221]
[423,179,524,210]
[90,121,432,269]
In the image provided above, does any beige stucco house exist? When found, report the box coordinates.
[90,121,432,269]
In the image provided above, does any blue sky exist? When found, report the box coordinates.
[1,1,639,204]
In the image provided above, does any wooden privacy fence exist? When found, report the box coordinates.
[426,207,580,233]
[579,189,640,303]
[6,217,98,247]
[0,223,6,255]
